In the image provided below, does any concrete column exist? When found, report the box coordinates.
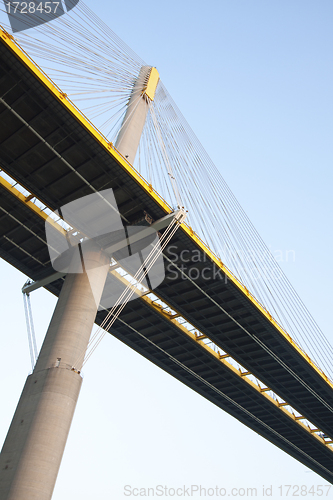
[115,65,152,165]
[0,244,110,500]
[0,63,159,500]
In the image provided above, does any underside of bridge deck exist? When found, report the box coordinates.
[1,31,333,484]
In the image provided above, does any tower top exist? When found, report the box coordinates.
[145,67,159,101]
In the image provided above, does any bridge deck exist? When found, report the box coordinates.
[1,29,333,483]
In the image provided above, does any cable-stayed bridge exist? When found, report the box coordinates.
[0,3,332,498]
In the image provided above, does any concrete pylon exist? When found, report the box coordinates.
[0,63,160,500]
[115,65,159,164]
[0,245,110,500]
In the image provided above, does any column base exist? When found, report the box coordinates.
[0,367,82,500]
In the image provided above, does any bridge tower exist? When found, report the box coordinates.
[0,67,159,500]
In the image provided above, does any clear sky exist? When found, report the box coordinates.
[1,1,333,498]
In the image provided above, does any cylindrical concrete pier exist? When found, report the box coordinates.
[0,62,159,500]
[0,245,110,500]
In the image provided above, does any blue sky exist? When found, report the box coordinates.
[1,1,333,498]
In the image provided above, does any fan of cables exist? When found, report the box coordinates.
[1,1,144,138]
[142,83,333,381]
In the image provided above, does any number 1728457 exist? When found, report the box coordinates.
[277,485,331,497]
[5,2,60,14]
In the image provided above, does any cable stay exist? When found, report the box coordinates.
[148,100,183,208]
[73,209,187,370]
[22,287,38,370]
